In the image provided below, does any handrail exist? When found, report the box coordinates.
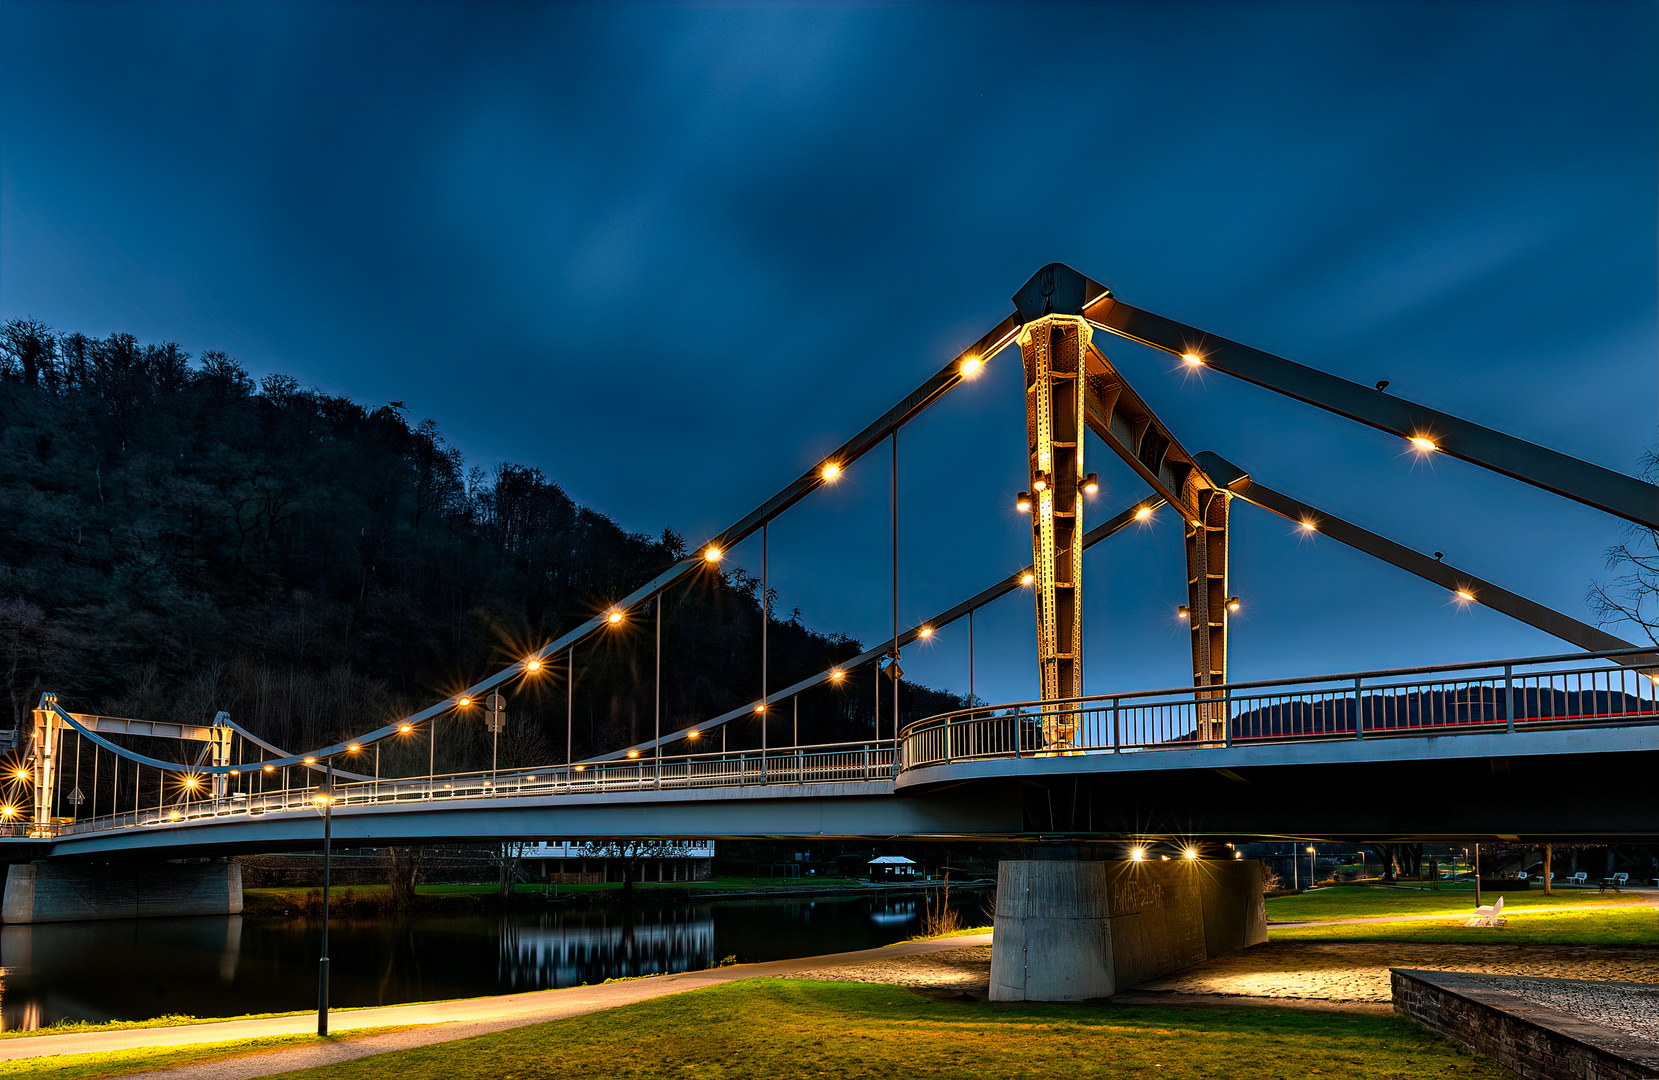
[898,647,1658,743]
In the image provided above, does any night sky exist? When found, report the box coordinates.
[4,2,1655,708]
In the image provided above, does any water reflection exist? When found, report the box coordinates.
[0,889,976,1029]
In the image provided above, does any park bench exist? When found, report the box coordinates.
[1568,872,1588,885]
[1465,895,1505,927]
[1599,872,1628,893]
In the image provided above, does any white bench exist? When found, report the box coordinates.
[1466,895,1506,927]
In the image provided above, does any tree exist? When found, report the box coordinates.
[1589,450,1659,645]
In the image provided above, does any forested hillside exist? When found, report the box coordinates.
[0,319,962,771]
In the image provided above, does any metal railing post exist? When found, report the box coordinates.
[1012,707,1021,758]
[1504,664,1515,733]
[943,714,952,765]
[1224,686,1233,748]
[1112,698,1120,752]
[1354,677,1364,740]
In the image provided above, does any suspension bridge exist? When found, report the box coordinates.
[6,263,1656,865]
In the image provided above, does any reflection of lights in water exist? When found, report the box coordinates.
[868,899,919,926]
[499,914,716,988]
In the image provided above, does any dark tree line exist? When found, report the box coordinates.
[0,319,964,773]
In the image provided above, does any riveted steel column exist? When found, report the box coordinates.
[1184,485,1230,742]
[1019,316,1088,749]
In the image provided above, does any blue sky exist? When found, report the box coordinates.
[4,1,1655,707]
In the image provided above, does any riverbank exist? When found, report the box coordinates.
[243,876,987,916]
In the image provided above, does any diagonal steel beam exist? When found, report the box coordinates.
[1089,296,1659,529]
[1195,452,1656,666]
[590,496,1169,760]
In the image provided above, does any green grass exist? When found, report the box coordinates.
[906,924,993,942]
[0,1026,410,1080]
[0,1012,316,1041]
[258,979,1505,1080]
[1271,906,1659,946]
[1266,884,1638,924]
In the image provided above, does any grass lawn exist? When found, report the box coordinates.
[1272,906,1659,946]
[262,980,1505,1080]
[1266,884,1640,923]
[1,1026,410,1080]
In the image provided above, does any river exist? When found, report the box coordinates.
[0,889,987,1030]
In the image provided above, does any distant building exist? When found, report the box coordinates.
[867,855,919,881]
[523,841,715,883]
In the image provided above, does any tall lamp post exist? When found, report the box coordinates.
[315,755,335,1035]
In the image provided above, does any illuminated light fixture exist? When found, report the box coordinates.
[754,703,767,714]
[1234,851,1243,859]
[1184,847,1198,860]
[527,776,537,781]
[821,462,841,482]
[170,810,181,820]
[574,764,586,772]
[830,670,846,682]
[1130,847,1146,862]
[1160,854,1170,861]
[1299,519,1317,533]
[184,776,199,789]
[1408,436,1438,453]
[304,757,316,764]
[607,610,624,625]
[1182,352,1204,366]
[1015,491,1032,513]
[703,546,723,564]
[12,767,29,782]
[1227,596,1241,613]
[457,698,473,708]
[399,724,413,734]
[687,730,700,740]
[1031,472,1050,493]
[1020,572,1035,586]
[1177,605,1190,620]
[525,658,543,672]
[0,806,14,818]
[230,769,240,776]
[348,744,361,753]
[1080,473,1099,495]
[1135,505,1153,521]
[1306,846,1316,854]
[1454,588,1476,602]
[960,356,983,377]
[626,750,640,759]
[264,765,275,773]
[918,626,934,640]
[311,795,328,805]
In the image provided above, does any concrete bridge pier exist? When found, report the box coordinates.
[2,859,244,924]
[988,856,1266,1001]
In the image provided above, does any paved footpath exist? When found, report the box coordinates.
[1,933,993,1079]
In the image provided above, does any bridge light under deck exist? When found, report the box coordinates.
[183,776,198,789]
[1454,588,1476,602]
[830,670,846,682]
[918,626,933,640]
[703,546,723,564]
[1181,352,1204,366]
[400,724,413,734]
[960,356,982,377]
[1227,596,1241,613]
[304,757,316,764]
[11,767,28,783]
[821,462,841,482]
[1184,847,1198,860]
[1015,491,1032,513]
[264,765,275,773]
[0,805,14,818]
[1299,519,1317,533]
[525,657,543,672]
[687,730,699,740]
[1080,473,1099,495]
[1130,847,1146,861]
[1019,572,1035,586]
[1135,505,1154,520]
[1409,436,1439,453]
[457,698,473,708]
[607,610,624,625]
[1177,605,1190,620]
[348,744,361,753]
[754,703,767,714]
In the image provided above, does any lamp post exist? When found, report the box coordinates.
[317,755,334,1036]
[1306,845,1316,888]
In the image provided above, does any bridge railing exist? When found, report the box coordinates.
[52,741,898,838]
[899,649,1659,771]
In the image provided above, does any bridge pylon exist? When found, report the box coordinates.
[1184,483,1231,741]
